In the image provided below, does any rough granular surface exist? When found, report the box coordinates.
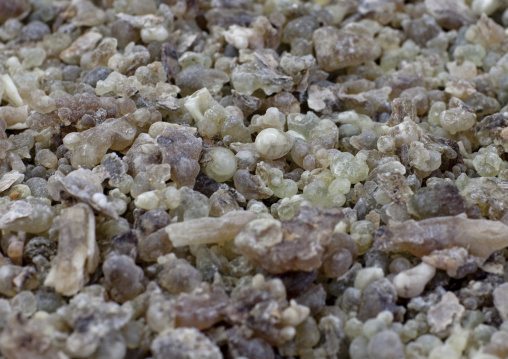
[3,0,508,358]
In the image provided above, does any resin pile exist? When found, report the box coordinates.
[3,0,508,358]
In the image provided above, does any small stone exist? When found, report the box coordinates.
[83,66,113,88]
[62,65,82,81]
[20,20,49,41]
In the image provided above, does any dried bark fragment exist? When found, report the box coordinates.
[166,210,257,247]
[235,206,344,273]
[375,215,508,278]
[44,204,99,296]
[375,215,508,259]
